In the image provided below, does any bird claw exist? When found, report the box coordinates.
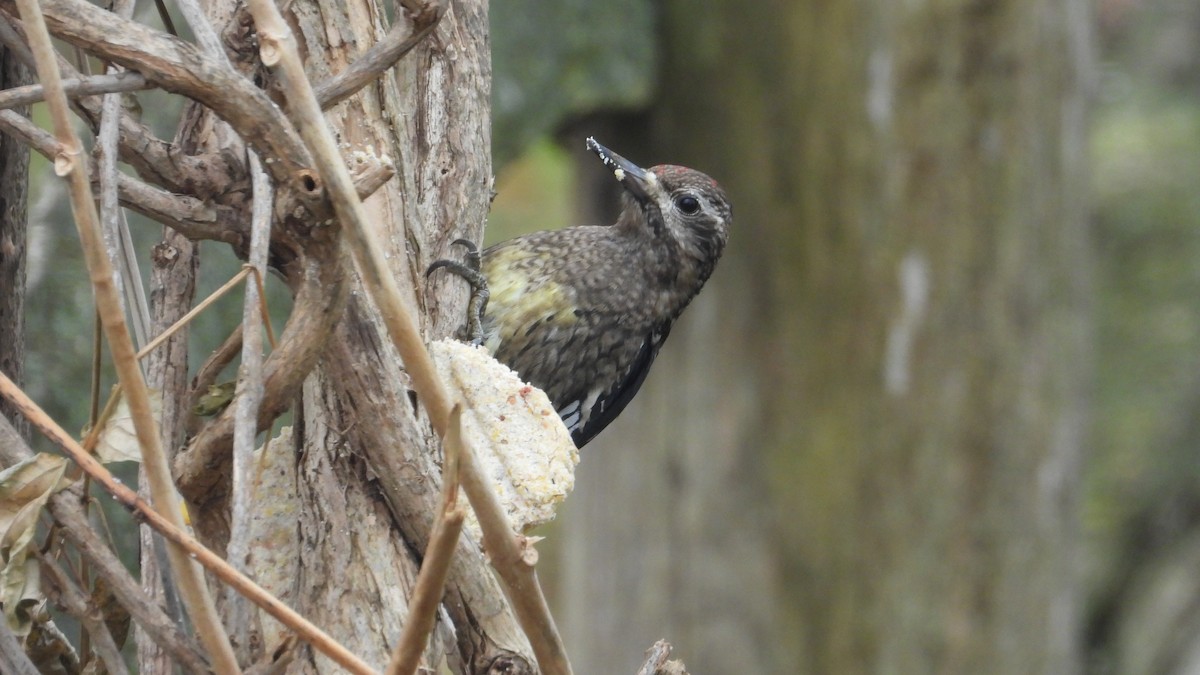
[427,240,489,346]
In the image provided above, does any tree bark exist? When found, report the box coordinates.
[219,1,532,671]
[1,0,530,671]
[139,232,198,673]
[0,41,29,440]
[558,0,1093,673]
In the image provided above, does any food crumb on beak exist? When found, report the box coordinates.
[614,168,626,182]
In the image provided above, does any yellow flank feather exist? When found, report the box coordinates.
[482,247,579,355]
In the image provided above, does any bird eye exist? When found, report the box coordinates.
[675,195,701,214]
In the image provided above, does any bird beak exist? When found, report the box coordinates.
[587,137,654,202]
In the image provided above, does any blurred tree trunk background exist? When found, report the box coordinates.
[511,1,1096,673]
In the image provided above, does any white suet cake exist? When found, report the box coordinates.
[430,339,579,537]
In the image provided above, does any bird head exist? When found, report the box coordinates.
[586,138,732,282]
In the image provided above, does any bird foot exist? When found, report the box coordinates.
[427,238,490,346]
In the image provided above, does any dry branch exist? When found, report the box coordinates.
[0,107,243,243]
[0,71,150,109]
[21,0,316,193]
[243,2,573,673]
[11,0,239,670]
[36,551,130,675]
[386,405,467,675]
[0,373,379,675]
[0,415,210,673]
[0,8,232,199]
[225,150,272,657]
[314,0,445,109]
[115,175,243,243]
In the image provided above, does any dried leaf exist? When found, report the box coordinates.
[93,388,163,464]
[0,454,72,634]
[5,558,40,637]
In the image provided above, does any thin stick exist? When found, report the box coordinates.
[83,307,103,669]
[0,417,209,673]
[10,1,239,671]
[244,2,573,673]
[386,405,466,675]
[313,0,444,110]
[152,0,178,36]
[137,267,251,360]
[225,149,272,656]
[247,266,278,349]
[97,0,149,349]
[190,325,243,403]
[36,551,130,675]
[79,267,255,443]
[89,310,102,427]
[0,72,151,110]
[0,372,379,675]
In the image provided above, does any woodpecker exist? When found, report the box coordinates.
[429,138,732,447]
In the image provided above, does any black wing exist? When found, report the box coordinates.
[562,323,672,447]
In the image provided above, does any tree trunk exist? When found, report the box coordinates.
[210,1,533,671]
[0,42,29,439]
[0,0,531,671]
[558,0,1093,673]
[139,231,198,673]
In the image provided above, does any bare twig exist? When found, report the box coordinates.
[142,227,200,671]
[0,108,243,243]
[313,0,445,109]
[0,415,210,673]
[349,152,397,200]
[244,636,298,675]
[225,149,272,658]
[32,0,318,193]
[138,267,251,360]
[115,173,244,243]
[386,405,466,675]
[97,0,149,349]
[0,373,379,675]
[244,2,573,673]
[36,551,130,675]
[0,71,150,109]
[248,267,277,349]
[10,1,239,670]
[152,0,177,36]
[191,325,243,400]
[0,8,230,199]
